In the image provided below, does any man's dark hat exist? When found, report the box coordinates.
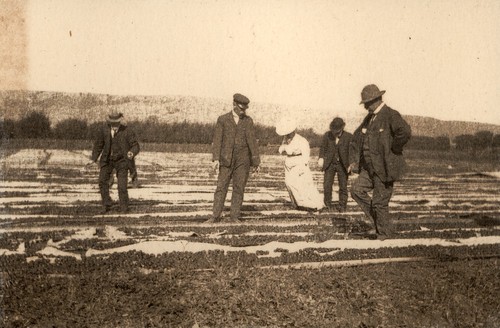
[329,117,345,132]
[360,84,385,104]
[107,111,123,123]
[233,93,250,108]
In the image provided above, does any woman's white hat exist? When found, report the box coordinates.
[275,117,297,136]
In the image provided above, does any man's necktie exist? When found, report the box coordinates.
[366,113,375,128]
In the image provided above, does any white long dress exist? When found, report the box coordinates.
[280,133,325,210]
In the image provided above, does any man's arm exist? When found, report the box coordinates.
[91,126,105,162]
[342,132,353,170]
[318,133,328,159]
[126,129,140,158]
[212,116,223,162]
[348,130,361,174]
[245,117,261,167]
[317,133,329,169]
[390,111,411,154]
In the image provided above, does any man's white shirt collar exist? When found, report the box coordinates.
[373,102,384,115]
[232,110,240,124]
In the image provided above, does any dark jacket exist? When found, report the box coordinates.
[349,105,411,182]
[91,123,140,167]
[212,112,260,167]
[319,130,352,171]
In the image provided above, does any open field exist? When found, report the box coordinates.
[1,148,499,327]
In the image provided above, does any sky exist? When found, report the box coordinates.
[1,0,499,125]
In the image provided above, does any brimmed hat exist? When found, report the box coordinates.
[233,93,250,109]
[275,117,297,136]
[360,84,385,104]
[329,117,345,133]
[107,111,123,123]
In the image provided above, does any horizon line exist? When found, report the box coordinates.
[1,88,499,128]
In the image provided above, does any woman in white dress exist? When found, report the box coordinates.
[276,117,325,212]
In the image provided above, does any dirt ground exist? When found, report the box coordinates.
[1,149,499,327]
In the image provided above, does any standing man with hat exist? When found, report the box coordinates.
[318,117,352,212]
[207,93,261,223]
[88,111,140,213]
[349,84,411,240]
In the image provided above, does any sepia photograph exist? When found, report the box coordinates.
[1,0,499,327]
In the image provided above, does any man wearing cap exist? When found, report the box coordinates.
[318,117,352,212]
[207,93,261,223]
[349,84,411,240]
[88,111,140,213]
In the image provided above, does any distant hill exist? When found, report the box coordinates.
[1,90,499,138]
[402,115,500,139]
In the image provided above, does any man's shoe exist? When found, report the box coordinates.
[205,217,222,224]
[376,234,391,241]
[129,178,140,188]
[365,228,377,235]
[307,208,322,216]
[119,207,129,213]
[355,228,376,235]
[349,228,377,239]
[100,206,111,215]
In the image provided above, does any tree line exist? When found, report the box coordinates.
[1,111,499,151]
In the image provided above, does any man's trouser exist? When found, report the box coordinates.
[350,165,394,236]
[323,162,348,210]
[99,159,129,211]
[213,155,250,220]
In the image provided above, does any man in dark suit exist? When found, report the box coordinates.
[318,117,352,212]
[349,84,411,240]
[206,93,261,223]
[88,112,140,213]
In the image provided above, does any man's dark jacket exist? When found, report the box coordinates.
[212,112,260,167]
[91,124,140,167]
[319,131,352,171]
[349,105,411,182]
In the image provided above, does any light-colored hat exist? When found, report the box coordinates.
[275,117,297,136]
[107,111,123,123]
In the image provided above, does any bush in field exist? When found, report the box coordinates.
[16,111,52,138]
[252,125,323,147]
[87,122,105,140]
[454,131,496,152]
[454,134,475,151]
[166,121,214,144]
[299,128,322,148]
[127,119,162,143]
[435,136,451,151]
[255,124,281,146]
[54,119,88,140]
[0,119,16,138]
[492,134,500,148]
[407,136,450,151]
[92,119,215,144]
[474,131,494,149]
